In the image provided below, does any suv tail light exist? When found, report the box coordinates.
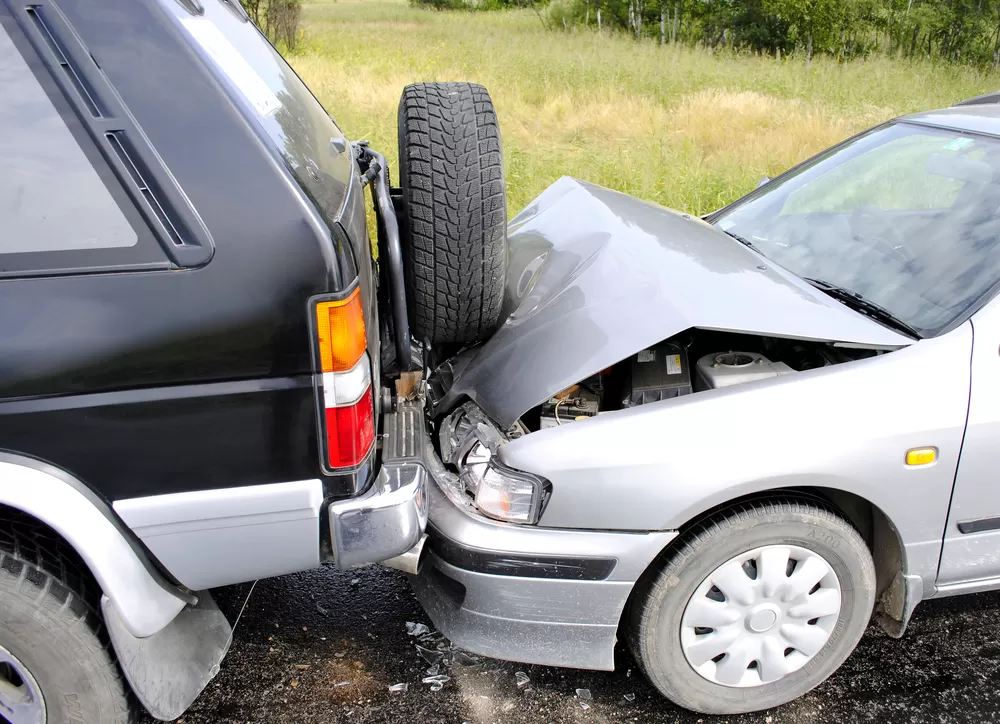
[312,287,375,470]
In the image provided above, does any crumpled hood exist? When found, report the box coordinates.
[439,177,914,427]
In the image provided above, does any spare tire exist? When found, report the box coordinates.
[397,82,507,346]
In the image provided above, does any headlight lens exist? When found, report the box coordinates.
[459,442,546,524]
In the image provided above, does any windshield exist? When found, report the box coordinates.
[713,122,1000,336]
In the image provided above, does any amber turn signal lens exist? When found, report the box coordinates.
[905,447,937,466]
[316,288,367,373]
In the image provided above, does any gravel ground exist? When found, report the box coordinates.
[143,564,1000,724]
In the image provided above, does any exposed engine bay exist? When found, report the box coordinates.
[508,330,879,434]
[432,329,884,524]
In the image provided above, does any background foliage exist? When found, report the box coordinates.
[408,0,1000,66]
[274,0,999,218]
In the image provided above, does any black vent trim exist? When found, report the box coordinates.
[25,5,106,117]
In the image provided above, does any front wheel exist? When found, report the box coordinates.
[628,499,875,715]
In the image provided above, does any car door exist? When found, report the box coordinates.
[937,295,1000,588]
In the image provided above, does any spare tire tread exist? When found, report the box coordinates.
[398,82,506,344]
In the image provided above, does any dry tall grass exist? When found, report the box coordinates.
[289,0,1000,215]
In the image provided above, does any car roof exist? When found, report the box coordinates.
[901,95,1000,139]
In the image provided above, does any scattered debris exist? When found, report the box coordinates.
[576,688,592,710]
[334,681,350,688]
[426,664,441,677]
[333,652,346,658]
[388,683,408,693]
[293,664,311,671]
[350,578,361,586]
[289,680,299,689]
[353,661,365,670]
[422,674,450,692]
[415,645,445,666]
[302,626,308,632]
[624,693,636,702]
[515,671,530,689]
[406,621,430,637]
[451,651,483,668]
[316,603,328,615]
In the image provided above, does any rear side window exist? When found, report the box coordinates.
[0,23,137,255]
[0,3,213,276]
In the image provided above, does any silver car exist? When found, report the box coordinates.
[404,95,1000,714]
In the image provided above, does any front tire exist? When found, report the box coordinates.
[0,512,131,724]
[628,499,875,715]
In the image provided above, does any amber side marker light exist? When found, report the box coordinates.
[315,288,366,373]
[905,447,937,466]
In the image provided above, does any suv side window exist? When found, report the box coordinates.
[1,24,137,256]
[0,7,212,276]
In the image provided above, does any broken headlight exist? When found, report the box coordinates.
[459,441,547,524]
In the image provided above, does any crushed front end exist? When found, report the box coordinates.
[410,402,677,671]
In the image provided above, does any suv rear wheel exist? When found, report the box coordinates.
[0,511,130,724]
[397,82,507,346]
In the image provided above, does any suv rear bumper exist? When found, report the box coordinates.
[409,465,677,671]
[327,397,428,568]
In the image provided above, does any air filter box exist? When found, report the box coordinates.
[622,341,692,406]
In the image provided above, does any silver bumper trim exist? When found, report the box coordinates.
[410,475,677,670]
[328,397,429,568]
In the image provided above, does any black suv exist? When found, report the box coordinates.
[0,0,505,720]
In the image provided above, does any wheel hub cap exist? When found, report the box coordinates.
[0,644,45,724]
[680,544,842,688]
[747,605,779,633]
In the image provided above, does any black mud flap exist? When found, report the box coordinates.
[102,592,231,721]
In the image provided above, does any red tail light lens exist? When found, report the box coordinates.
[324,385,375,468]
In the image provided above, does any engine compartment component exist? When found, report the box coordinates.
[539,383,601,429]
[622,341,692,406]
[695,351,794,389]
[493,328,881,435]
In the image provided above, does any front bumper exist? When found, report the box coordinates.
[327,398,428,568]
[410,475,677,671]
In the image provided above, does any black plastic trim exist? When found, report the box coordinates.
[428,525,618,581]
[957,517,1000,535]
[0,376,313,414]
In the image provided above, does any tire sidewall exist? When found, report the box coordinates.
[640,509,875,714]
[1,573,123,723]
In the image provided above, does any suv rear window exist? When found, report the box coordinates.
[1,23,136,255]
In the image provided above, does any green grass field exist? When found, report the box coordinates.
[289,0,1000,215]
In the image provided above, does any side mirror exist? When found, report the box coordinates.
[756,176,771,189]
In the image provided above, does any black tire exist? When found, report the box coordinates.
[397,82,506,345]
[627,499,875,715]
[0,512,131,724]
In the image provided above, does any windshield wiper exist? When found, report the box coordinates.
[722,229,766,257]
[804,278,921,339]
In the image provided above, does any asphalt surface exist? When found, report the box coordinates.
[143,564,1000,724]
